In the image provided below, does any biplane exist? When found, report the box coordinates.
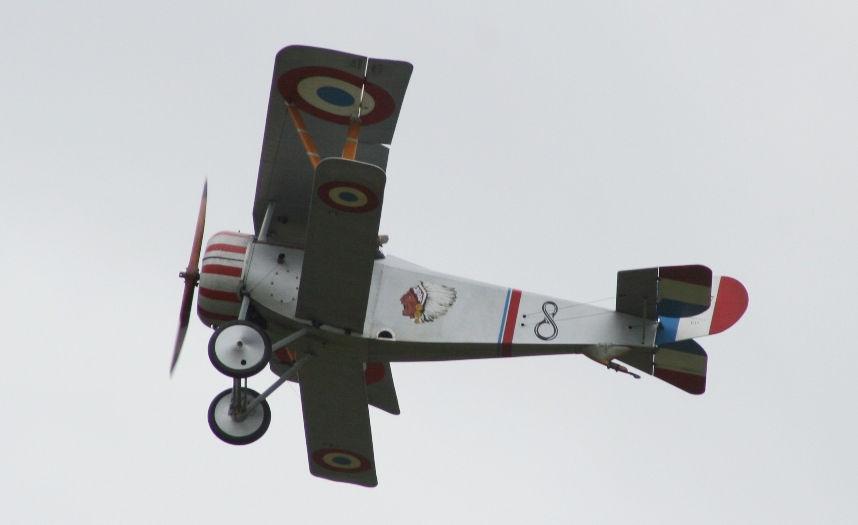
[170,45,749,487]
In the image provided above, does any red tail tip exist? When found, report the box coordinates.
[710,276,749,334]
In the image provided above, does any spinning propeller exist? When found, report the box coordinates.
[170,181,207,375]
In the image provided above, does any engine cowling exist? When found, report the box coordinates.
[197,231,253,327]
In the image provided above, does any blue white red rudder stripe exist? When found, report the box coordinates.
[656,275,749,345]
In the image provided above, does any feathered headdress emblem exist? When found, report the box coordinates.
[400,281,457,323]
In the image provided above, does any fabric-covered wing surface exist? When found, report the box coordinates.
[616,340,708,395]
[299,354,378,487]
[295,158,385,332]
[253,45,412,247]
[365,362,400,415]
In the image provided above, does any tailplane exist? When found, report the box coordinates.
[616,264,713,320]
[617,341,708,395]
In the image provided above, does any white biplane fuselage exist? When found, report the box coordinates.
[198,233,654,364]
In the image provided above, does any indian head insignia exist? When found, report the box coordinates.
[400,281,457,324]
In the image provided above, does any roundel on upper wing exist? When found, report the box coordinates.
[318,181,379,213]
[312,448,372,473]
[277,66,395,125]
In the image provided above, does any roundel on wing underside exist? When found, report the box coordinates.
[277,66,395,125]
[312,448,372,473]
[315,85,355,107]
[317,181,379,213]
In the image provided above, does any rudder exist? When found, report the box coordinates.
[656,275,749,344]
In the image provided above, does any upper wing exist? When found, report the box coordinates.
[253,45,412,246]
[295,158,385,332]
[299,354,378,487]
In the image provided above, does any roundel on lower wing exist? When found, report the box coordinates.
[312,448,372,473]
[277,66,395,125]
[318,181,379,213]
[364,362,386,385]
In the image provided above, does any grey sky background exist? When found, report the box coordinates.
[2,1,857,523]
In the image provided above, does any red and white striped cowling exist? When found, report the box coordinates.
[197,231,253,327]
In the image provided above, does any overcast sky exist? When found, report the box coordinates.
[2,1,857,523]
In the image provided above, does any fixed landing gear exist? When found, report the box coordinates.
[206,322,310,446]
[208,320,272,378]
[208,386,271,445]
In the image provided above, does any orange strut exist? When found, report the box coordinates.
[341,119,361,160]
[285,102,320,170]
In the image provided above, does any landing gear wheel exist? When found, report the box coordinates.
[208,320,271,378]
[207,388,271,445]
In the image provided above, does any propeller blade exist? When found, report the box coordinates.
[170,181,207,375]
[170,281,195,373]
[188,180,208,271]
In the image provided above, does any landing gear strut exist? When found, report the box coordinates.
[208,320,272,378]
[206,319,311,446]
[207,385,271,445]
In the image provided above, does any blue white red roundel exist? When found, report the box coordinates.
[318,181,379,213]
[277,66,395,125]
[312,448,371,473]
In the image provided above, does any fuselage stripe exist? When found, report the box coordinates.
[201,264,242,277]
[205,243,248,254]
[212,231,253,240]
[199,287,241,303]
[501,289,522,357]
[497,289,512,345]
[197,306,238,322]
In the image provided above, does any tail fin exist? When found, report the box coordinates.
[617,340,708,395]
[655,275,749,345]
[616,265,748,343]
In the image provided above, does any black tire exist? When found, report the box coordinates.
[207,388,271,446]
[208,320,272,378]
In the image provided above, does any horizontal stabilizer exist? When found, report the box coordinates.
[654,340,708,395]
[616,340,708,395]
[616,265,712,320]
